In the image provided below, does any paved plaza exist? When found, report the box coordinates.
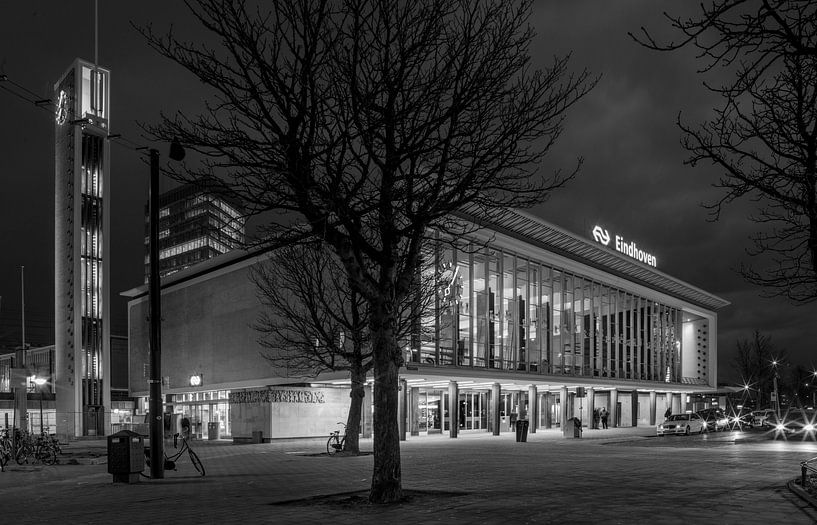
[2,427,816,524]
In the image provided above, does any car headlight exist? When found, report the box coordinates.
[776,423,786,431]
[805,424,814,432]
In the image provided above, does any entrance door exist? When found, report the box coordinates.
[458,391,488,430]
[419,391,443,434]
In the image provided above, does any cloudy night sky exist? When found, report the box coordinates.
[2,1,816,384]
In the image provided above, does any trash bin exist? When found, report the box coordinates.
[207,422,220,441]
[515,419,529,442]
[251,430,263,444]
[562,417,582,439]
[107,430,145,483]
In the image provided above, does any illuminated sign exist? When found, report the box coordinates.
[591,225,657,268]
[189,374,203,387]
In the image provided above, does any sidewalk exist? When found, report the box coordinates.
[2,426,815,524]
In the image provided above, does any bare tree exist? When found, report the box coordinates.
[251,239,437,454]
[252,241,371,454]
[139,0,594,502]
[733,330,779,406]
[631,1,817,303]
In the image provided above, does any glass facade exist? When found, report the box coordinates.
[411,239,688,384]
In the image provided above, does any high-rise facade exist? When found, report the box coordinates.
[54,58,111,438]
[143,184,245,281]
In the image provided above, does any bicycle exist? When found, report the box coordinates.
[0,429,12,472]
[326,422,346,456]
[144,432,205,476]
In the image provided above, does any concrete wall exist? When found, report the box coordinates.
[230,386,351,439]
[129,260,274,394]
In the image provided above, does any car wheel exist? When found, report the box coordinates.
[685,425,690,436]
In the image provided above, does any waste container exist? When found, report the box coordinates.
[251,430,264,444]
[208,422,220,440]
[562,417,582,438]
[107,430,145,483]
[515,419,529,442]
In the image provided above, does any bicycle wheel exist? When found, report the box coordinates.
[326,436,338,456]
[38,445,57,466]
[15,444,32,465]
[188,449,205,476]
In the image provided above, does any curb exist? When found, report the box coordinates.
[787,479,817,509]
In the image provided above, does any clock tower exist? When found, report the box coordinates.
[54,58,111,439]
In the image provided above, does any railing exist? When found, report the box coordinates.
[801,456,817,488]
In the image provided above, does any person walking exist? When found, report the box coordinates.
[600,407,609,429]
[592,408,600,429]
[664,406,672,420]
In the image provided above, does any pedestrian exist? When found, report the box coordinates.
[600,407,609,429]
[592,408,600,429]
[664,406,672,420]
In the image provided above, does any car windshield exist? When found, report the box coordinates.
[667,415,689,421]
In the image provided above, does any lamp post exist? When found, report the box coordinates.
[771,360,780,419]
[147,140,185,480]
[33,376,47,434]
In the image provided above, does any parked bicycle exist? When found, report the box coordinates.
[14,430,60,466]
[0,429,12,472]
[327,422,346,456]
[144,433,205,476]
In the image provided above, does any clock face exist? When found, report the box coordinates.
[55,90,68,125]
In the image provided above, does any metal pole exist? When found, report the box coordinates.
[148,149,164,479]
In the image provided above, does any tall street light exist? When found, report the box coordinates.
[147,139,185,480]
[33,376,47,434]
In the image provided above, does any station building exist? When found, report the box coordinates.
[123,207,729,441]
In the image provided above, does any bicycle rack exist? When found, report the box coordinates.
[800,456,817,488]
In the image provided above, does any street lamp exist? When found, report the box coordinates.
[32,376,47,434]
[146,139,185,480]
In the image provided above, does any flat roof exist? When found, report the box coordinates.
[124,207,730,311]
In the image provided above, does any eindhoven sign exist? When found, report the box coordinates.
[592,225,657,268]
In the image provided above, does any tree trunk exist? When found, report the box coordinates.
[368,320,403,503]
[344,366,366,454]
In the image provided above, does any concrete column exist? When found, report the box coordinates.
[632,390,639,427]
[610,388,619,428]
[559,386,568,431]
[587,388,596,429]
[528,385,537,433]
[680,392,688,413]
[398,379,407,441]
[362,384,373,439]
[410,387,420,436]
[491,383,501,436]
[543,392,552,429]
[649,391,657,425]
[448,380,458,439]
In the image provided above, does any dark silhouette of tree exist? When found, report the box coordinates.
[631,1,817,303]
[251,239,437,454]
[733,330,780,407]
[139,0,595,502]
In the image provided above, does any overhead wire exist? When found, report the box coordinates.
[0,72,153,158]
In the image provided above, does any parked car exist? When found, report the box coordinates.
[772,409,816,440]
[728,410,755,430]
[752,409,777,429]
[697,408,729,432]
[657,413,707,436]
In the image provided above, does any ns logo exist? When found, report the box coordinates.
[592,225,610,246]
